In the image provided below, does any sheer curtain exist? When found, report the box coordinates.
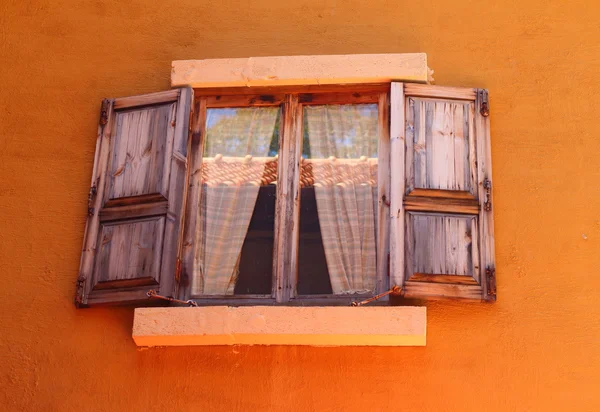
[305,105,378,294]
[192,108,278,295]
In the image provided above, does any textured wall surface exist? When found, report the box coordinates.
[1,1,599,411]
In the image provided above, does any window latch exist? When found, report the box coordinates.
[351,286,402,306]
[147,290,198,307]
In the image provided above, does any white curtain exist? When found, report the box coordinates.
[305,105,378,294]
[192,108,278,295]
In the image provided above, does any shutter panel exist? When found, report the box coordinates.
[76,88,193,306]
[390,83,496,301]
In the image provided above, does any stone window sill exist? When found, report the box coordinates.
[132,306,426,347]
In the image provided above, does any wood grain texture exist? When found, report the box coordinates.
[389,83,406,289]
[299,91,380,105]
[397,84,493,302]
[160,87,193,299]
[403,282,482,300]
[407,213,477,277]
[406,188,476,199]
[180,97,206,300]
[406,98,475,194]
[113,90,179,110]
[94,216,165,287]
[475,88,496,301]
[99,201,168,221]
[274,95,302,302]
[205,94,284,108]
[77,89,193,306]
[404,84,476,100]
[407,273,479,285]
[106,103,176,201]
[376,92,390,294]
[78,99,115,305]
[403,195,479,214]
[103,193,167,208]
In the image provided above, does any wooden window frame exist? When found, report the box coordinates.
[180,84,391,306]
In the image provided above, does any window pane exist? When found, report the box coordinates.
[192,107,280,296]
[298,104,378,295]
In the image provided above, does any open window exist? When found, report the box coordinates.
[177,88,391,305]
[76,81,495,307]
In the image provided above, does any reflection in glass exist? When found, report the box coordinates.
[298,104,378,295]
[193,108,280,296]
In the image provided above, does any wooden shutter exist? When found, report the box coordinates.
[390,83,496,301]
[76,88,193,306]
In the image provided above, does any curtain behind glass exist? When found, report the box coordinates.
[304,104,378,294]
[192,108,279,295]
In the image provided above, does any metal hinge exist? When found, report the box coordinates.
[87,184,97,216]
[480,90,490,117]
[147,289,197,307]
[74,275,86,307]
[486,266,497,298]
[99,99,110,125]
[351,286,402,306]
[483,178,492,211]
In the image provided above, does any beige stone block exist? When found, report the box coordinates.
[171,53,431,88]
[133,306,426,347]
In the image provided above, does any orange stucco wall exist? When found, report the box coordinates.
[1,1,599,411]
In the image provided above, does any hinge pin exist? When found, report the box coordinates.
[480,90,490,117]
[486,267,497,297]
[483,178,492,211]
[99,100,110,125]
[87,184,97,216]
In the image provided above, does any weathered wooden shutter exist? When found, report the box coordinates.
[76,89,193,306]
[390,83,496,301]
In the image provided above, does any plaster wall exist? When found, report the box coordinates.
[1,0,599,411]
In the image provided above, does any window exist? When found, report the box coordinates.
[76,82,495,307]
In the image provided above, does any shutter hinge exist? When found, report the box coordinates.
[99,99,110,126]
[74,275,86,307]
[87,183,97,216]
[175,257,182,282]
[480,90,490,117]
[352,286,402,306]
[486,266,497,298]
[147,289,197,307]
[483,178,492,211]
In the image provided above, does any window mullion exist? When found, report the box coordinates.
[376,91,391,295]
[273,94,302,302]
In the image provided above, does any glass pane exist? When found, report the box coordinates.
[192,107,280,296]
[298,104,378,295]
